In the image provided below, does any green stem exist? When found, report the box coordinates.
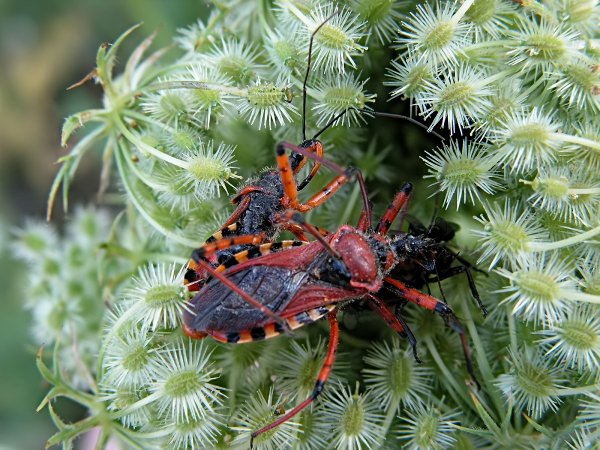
[113,138,203,247]
[460,298,505,416]
[451,0,475,24]
[147,80,247,97]
[424,337,472,409]
[528,224,600,252]
[113,115,188,169]
[551,132,600,152]
[374,401,398,450]
[557,384,600,396]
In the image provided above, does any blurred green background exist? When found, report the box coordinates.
[0,1,208,448]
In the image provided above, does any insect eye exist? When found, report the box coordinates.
[331,258,352,281]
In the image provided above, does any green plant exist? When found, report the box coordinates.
[13,0,600,448]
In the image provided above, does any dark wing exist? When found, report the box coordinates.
[184,266,309,333]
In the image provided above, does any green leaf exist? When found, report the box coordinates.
[36,346,56,385]
[124,30,156,88]
[97,23,142,85]
[61,110,103,147]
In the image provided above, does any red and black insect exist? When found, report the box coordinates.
[184,14,358,291]
[182,175,480,445]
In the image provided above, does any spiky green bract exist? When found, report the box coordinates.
[302,3,367,74]
[397,2,473,66]
[491,108,562,173]
[238,79,298,129]
[352,0,405,45]
[422,139,499,209]
[496,252,577,325]
[321,383,384,450]
[124,263,189,332]
[150,339,225,422]
[496,347,564,420]
[274,337,348,401]
[416,63,493,133]
[397,404,459,450]
[231,388,300,450]
[102,326,160,388]
[474,201,548,268]
[538,304,600,373]
[362,338,432,410]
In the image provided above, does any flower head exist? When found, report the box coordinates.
[538,304,600,373]
[496,251,576,325]
[423,139,500,209]
[303,3,366,74]
[238,79,298,129]
[397,403,459,450]
[474,200,548,268]
[313,72,375,127]
[321,383,384,450]
[362,338,433,410]
[124,263,189,332]
[416,62,493,133]
[496,347,564,419]
[150,339,224,422]
[397,2,473,66]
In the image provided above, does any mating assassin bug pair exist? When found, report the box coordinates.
[182,147,486,445]
[180,12,486,448]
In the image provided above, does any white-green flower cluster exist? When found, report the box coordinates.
[390,0,600,446]
[13,207,110,389]
[15,0,600,448]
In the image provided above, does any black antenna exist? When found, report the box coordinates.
[310,107,446,142]
[303,10,338,141]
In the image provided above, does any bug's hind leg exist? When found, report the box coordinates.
[250,310,340,448]
[384,277,480,389]
[365,294,420,363]
[427,263,488,317]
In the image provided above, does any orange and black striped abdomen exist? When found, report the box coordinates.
[208,304,335,344]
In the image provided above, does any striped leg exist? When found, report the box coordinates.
[250,310,339,447]
[278,142,373,229]
[375,182,413,235]
[384,277,480,389]
[294,140,324,190]
[185,225,263,290]
[276,143,353,213]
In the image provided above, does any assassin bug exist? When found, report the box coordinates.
[184,13,360,291]
[182,158,481,445]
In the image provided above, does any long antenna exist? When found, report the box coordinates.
[303,10,338,141]
[310,108,446,142]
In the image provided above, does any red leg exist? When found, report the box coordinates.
[276,210,340,258]
[375,182,413,235]
[365,294,420,362]
[251,310,339,447]
[384,277,479,388]
[296,140,323,190]
[279,222,330,241]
